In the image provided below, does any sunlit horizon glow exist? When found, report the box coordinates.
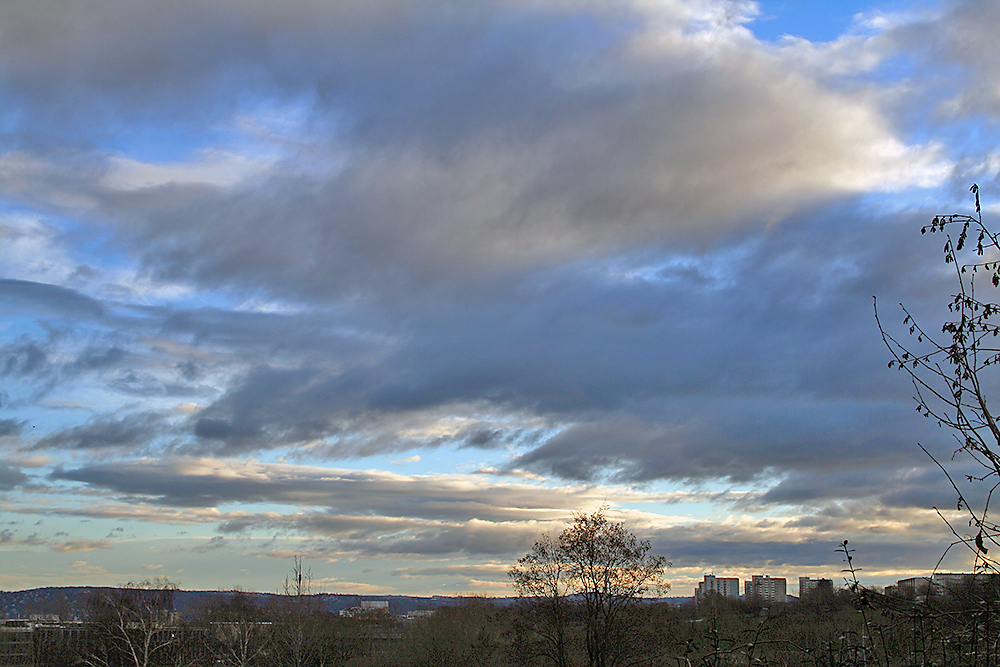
[0,0,996,598]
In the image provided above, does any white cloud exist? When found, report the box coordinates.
[0,0,989,593]
[101,150,271,191]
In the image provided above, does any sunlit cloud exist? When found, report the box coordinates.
[0,0,995,594]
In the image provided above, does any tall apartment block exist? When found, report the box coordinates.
[799,577,833,597]
[744,575,787,602]
[695,574,740,599]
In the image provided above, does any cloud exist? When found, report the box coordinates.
[509,395,931,484]
[49,457,609,521]
[229,512,562,559]
[66,346,126,373]
[0,0,945,305]
[102,150,272,191]
[124,202,938,486]
[0,0,995,592]
[70,561,109,575]
[192,536,228,553]
[1,500,230,525]
[0,279,105,320]
[51,539,114,553]
[0,463,29,490]
[33,453,971,567]
[0,419,25,437]
[37,411,172,452]
[889,0,1000,119]
[0,338,51,378]
[0,529,44,546]
[16,198,955,497]
[396,563,510,580]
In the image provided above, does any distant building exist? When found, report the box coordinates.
[403,609,435,621]
[744,575,786,602]
[799,577,833,597]
[695,574,740,599]
[893,573,1000,601]
[339,599,390,617]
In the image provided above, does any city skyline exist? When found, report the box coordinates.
[0,0,995,596]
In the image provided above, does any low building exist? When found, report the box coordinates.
[894,573,1000,601]
[340,599,390,617]
[403,609,435,621]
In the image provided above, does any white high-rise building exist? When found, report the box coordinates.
[695,574,740,599]
[744,575,786,602]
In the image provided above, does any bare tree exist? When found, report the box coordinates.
[509,507,670,667]
[272,557,326,667]
[876,183,1000,572]
[198,589,271,667]
[82,578,187,667]
[509,533,573,667]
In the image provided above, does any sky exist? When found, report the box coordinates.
[1,0,999,598]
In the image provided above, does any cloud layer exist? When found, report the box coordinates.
[0,0,997,594]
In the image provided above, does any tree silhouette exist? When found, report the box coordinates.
[876,184,1000,572]
[510,507,669,667]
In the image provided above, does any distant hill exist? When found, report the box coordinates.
[0,587,511,620]
[0,587,693,620]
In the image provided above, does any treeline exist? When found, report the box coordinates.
[355,588,1000,667]
[13,584,401,667]
[13,584,1000,667]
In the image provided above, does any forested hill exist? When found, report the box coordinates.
[0,586,517,620]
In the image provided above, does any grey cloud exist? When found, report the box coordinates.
[37,411,171,451]
[159,307,372,355]
[157,202,950,484]
[0,419,25,436]
[175,360,200,381]
[185,365,334,453]
[225,502,955,567]
[193,418,240,440]
[216,518,259,534]
[645,508,957,575]
[50,539,113,553]
[0,0,986,589]
[48,458,593,521]
[0,529,44,546]
[757,466,954,509]
[0,463,29,490]
[890,1,1000,119]
[109,371,204,398]
[67,346,126,372]
[511,396,930,484]
[240,513,546,558]
[192,536,228,553]
[0,340,133,400]
[0,339,50,377]
[0,279,105,320]
[0,1,938,303]
[361,523,536,557]
[398,564,506,579]
[457,428,517,450]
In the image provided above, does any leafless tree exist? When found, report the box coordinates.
[510,507,670,667]
[198,589,272,667]
[876,183,1000,572]
[272,557,326,667]
[82,578,191,667]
